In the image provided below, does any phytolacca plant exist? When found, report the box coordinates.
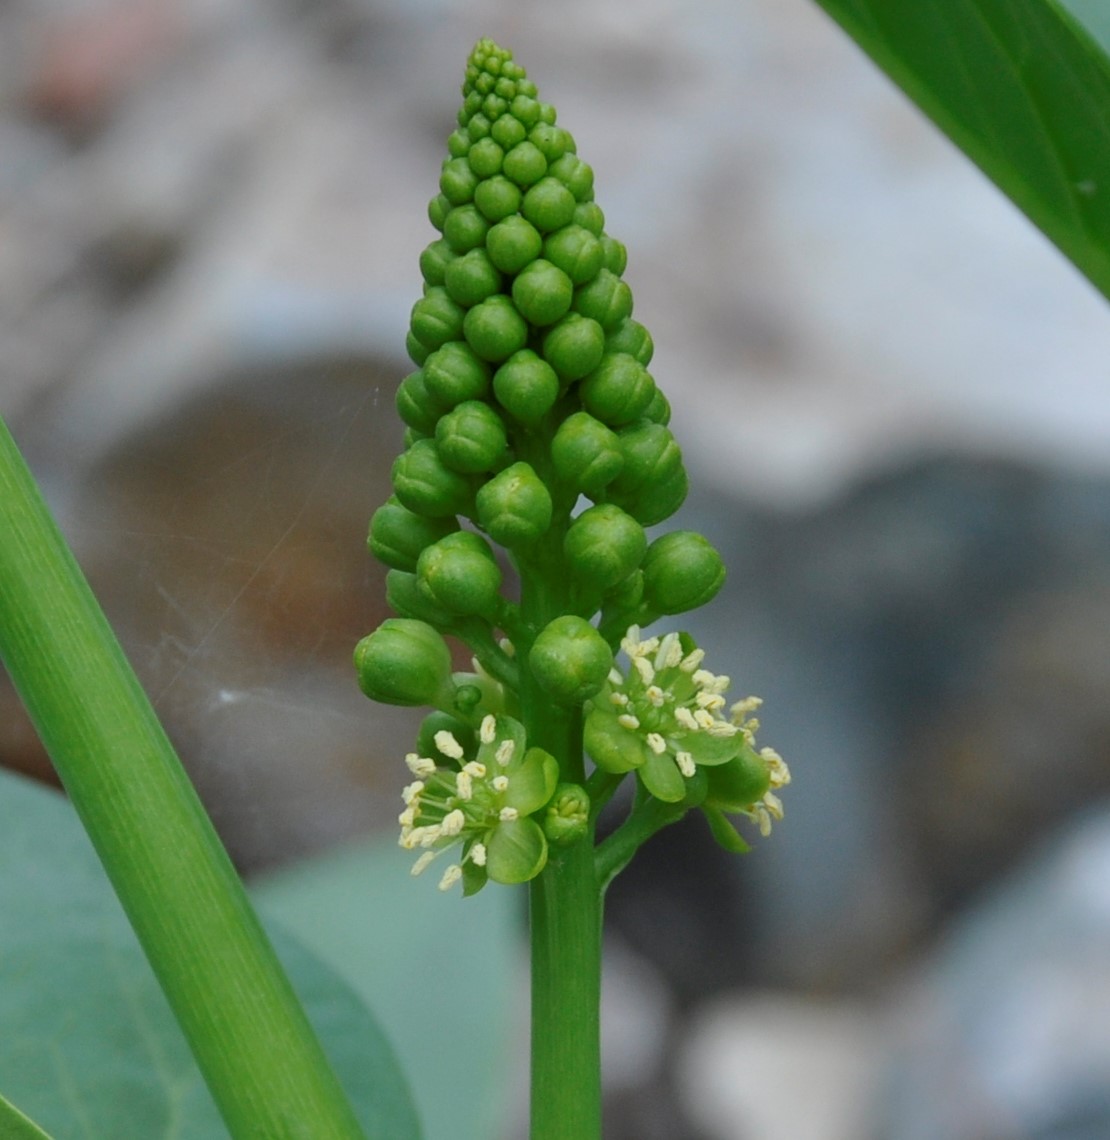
[354,38,789,1140]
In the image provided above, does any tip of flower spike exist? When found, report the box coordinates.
[459,39,542,133]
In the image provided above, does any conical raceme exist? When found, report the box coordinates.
[354,39,789,891]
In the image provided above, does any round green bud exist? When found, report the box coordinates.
[520,176,577,234]
[442,204,490,254]
[612,463,689,527]
[608,423,684,500]
[440,157,479,205]
[502,140,548,186]
[492,349,560,425]
[434,400,508,473]
[406,331,430,366]
[354,618,453,707]
[541,313,606,381]
[464,295,529,362]
[462,91,483,119]
[486,215,543,273]
[402,427,429,449]
[510,94,541,127]
[395,369,448,434]
[368,496,458,571]
[391,438,473,518]
[422,341,491,405]
[443,248,503,307]
[643,386,671,425]
[465,111,491,141]
[543,224,604,285]
[428,193,451,232]
[543,783,591,845]
[548,153,594,200]
[474,175,523,222]
[550,411,625,496]
[483,94,508,120]
[410,287,465,350]
[537,102,557,126]
[604,317,654,365]
[574,269,634,330]
[600,235,628,275]
[385,569,456,628]
[417,531,502,617]
[573,201,605,235]
[491,113,527,149]
[578,352,656,425]
[494,76,516,100]
[511,258,574,327]
[528,122,567,162]
[419,238,455,287]
[563,503,647,592]
[417,710,476,768]
[529,615,613,705]
[467,137,504,178]
[446,129,470,157]
[517,78,538,97]
[476,461,553,547]
[641,531,725,614]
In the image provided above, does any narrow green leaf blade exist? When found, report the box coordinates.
[810,0,1110,302]
[0,769,421,1140]
[0,1091,56,1140]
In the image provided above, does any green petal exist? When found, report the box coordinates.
[639,750,686,803]
[703,744,772,812]
[486,818,548,884]
[476,713,527,766]
[584,709,648,773]
[702,805,752,854]
[504,747,559,815]
[675,729,742,767]
[461,857,489,897]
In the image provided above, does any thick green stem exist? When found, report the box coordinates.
[0,418,366,1140]
[528,834,602,1140]
[519,523,603,1140]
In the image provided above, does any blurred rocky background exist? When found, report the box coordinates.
[3,0,1110,1137]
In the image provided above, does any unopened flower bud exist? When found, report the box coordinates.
[521,176,577,233]
[641,531,726,615]
[578,353,656,426]
[354,618,454,707]
[604,317,654,365]
[422,341,491,406]
[543,223,604,285]
[417,531,503,617]
[607,423,684,499]
[434,400,508,473]
[443,247,503,307]
[529,615,613,704]
[409,287,465,350]
[512,258,574,326]
[543,783,591,845]
[391,439,473,518]
[542,312,605,381]
[476,461,553,547]
[550,411,624,497]
[563,504,646,592]
[486,215,543,274]
[367,497,459,572]
[464,294,529,362]
[492,350,560,425]
[574,269,633,330]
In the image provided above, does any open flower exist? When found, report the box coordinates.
[585,627,789,841]
[399,713,558,893]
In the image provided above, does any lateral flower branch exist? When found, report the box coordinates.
[355,37,790,894]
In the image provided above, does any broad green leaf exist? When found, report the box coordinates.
[252,839,519,1140]
[0,768,420,1140]
[810,0,1110,303]
[0,1091,55,1140]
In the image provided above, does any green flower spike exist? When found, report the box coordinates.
[399,713,558,894]
[585,626,789,830]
